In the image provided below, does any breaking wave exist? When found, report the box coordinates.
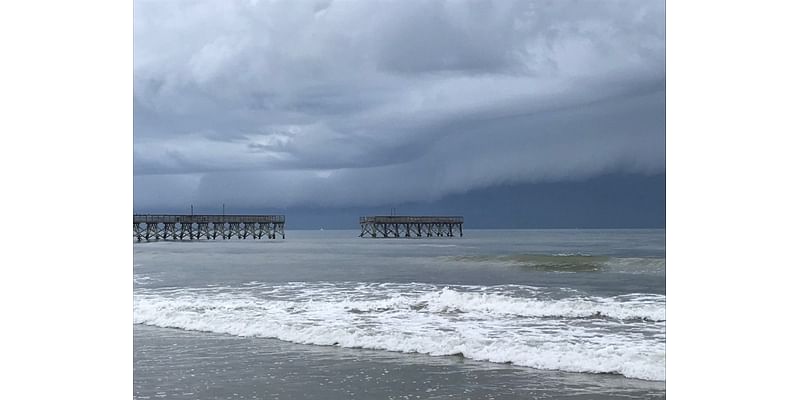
[134,282,665,381]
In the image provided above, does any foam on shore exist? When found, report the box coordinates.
[134,281,665,381]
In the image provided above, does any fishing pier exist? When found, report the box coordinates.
[359,216,464,238]
[134,214,285,241]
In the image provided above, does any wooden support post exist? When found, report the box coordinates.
[356,216,463,239]
[146,223,158,241]
[199,223,210,240]
[134,214,285,241]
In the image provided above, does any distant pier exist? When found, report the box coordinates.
[134,214,285,241]
[359,216,463,238]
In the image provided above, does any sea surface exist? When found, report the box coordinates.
[134,229,666,399]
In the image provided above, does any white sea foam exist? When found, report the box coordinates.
[134,282,665,381]
[133,274,159,285]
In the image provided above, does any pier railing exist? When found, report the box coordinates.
[134,214,285,224]
[359,216,464,224]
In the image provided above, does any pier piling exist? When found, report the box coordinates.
[359,216,463,238]
[134,214,285,242]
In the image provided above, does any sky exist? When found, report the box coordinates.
[133,0,665,228]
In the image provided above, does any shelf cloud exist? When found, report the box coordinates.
[134,0,665,210]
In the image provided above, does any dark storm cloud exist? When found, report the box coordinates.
[134,0,665,209]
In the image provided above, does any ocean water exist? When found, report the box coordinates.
[134,229,666,399]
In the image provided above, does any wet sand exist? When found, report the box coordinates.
[135,325,665,399]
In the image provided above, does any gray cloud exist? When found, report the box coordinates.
[134,0,665,210]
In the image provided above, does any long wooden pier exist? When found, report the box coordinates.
[134,214,285,241]
[359,216,463,238]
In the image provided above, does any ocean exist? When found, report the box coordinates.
[134,229,666,399]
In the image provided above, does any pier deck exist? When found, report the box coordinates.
[134,214,285,241]
[359,216,463,238]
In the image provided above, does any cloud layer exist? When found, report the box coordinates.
[134,0,665,210]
